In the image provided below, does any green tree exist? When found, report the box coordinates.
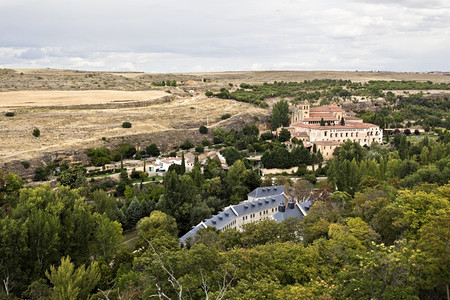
[417,213,450,297]
[91,214,123,262]
[92,190,118,220]
[199,125,208,134]
[137,210,178,241]
[32,128,40,137]
[182,139,194,150]
[122,122,132,128]
[57,165,87,189]
[220,146,243,166]
[181,152,186,175]
[146,143,160,157]
[25,209,61,276]
[278,128,291,142]
[399,134,409,160]
[0,217,27,297]
[33,167,49,182]
[45,256,100,300]
[127,197,144,226]
[87,147,111,166]
[271,100,290,130]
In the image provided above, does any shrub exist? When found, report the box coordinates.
[221,113,231,120]
[146,143,160,157]
[111,143,136,161]
[195,145,205,153]
[21,161,30,169]
[5,112,15,117]
[205,91,213,97]
[181,139,194,150]
[33,167,49,181]
[260,131,274,141]
[304,173,317,184]
[32,128,40,137]
[122,122,132,128]
[199,125,208,134]
[202,139,211,147]
[87,147,111,166]
[130,169,141,179]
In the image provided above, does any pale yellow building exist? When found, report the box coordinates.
[285,103,383,159]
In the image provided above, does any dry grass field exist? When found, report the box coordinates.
[1,68,449,178]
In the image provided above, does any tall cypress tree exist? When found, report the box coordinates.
[180,152,186,174]
[271,100,290,130]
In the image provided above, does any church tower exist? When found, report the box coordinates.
[290,101,309,124]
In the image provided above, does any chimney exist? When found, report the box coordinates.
[278,202,286,212]
[288,198,295,209]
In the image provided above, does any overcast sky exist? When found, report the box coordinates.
[1,0,449,73]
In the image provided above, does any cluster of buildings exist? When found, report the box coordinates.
[180,185,312,244]
[279,103,382,159]
[146,151,227,175]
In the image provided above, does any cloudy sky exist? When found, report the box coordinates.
[1,0,449,72]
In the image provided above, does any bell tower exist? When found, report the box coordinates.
[290,101,309,124]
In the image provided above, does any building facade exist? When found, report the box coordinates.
[180,185,311,244]
[284,103,383,159]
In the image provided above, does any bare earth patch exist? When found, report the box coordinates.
[0,90,167,107]
[1,69,450,175]
[0,92,265,163]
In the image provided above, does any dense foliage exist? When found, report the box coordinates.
[207,80,450,132]
[2,92,450,298]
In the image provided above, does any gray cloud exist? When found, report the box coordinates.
[0,0,449,72]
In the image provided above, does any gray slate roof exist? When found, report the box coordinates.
[180,185,302,244]
[180,194,286,243]
[272,203,304,222]
[247,185,285,199]
[179,222,207,243]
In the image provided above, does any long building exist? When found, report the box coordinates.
[180,185,311,244]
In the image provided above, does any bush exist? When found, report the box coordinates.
[181,139,194,150]
[122,122,132,128]
[146,143,160,157]
[304,173,317,184]
[202,139,211,147]
[111,143,137,161]
[205,91,213,97]
[130,169,141,179]
[260,131,274,141]
[199,125,208,134]
[221,113,231,120]
[21,161,30,169]
[195,145,205,153]
[5,112,15,117]
[87,147,111,166]
[32,128,40,137]
[33,167,49,181]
